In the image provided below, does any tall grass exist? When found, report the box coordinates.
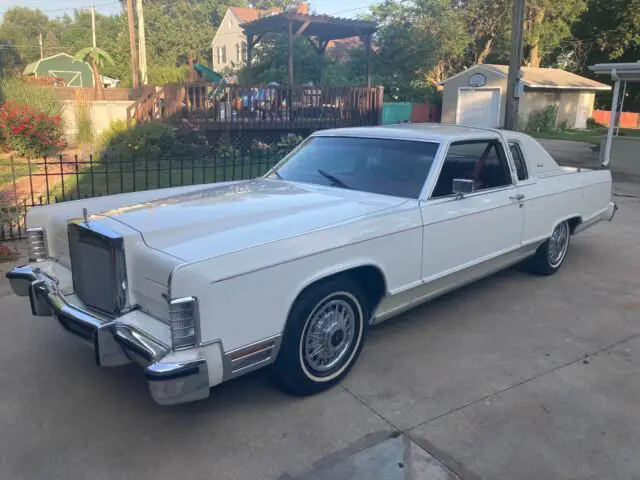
[73,89,94,146]
[0,78,64,117]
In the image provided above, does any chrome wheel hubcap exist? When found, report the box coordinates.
[548,222,569,266]
[303,299,355,372]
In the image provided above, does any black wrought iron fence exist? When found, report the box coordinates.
[0,149,289,241]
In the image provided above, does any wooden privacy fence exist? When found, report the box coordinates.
[592,110,640,129]
[382,102,442,125]
[127,83,385,131]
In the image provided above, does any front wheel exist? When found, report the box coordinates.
[270,276,369,396]
[529,220,571,276]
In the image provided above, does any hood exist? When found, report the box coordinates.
[99,179,406,261]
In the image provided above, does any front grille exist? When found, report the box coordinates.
[68,221,128,316]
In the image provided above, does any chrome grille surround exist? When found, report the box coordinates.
[68,220,128,316]
[26,227,48,262]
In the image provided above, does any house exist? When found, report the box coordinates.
[439,64,611,129]
[210,6,282,72]
[101,75,120,88]
[23,53,93,87]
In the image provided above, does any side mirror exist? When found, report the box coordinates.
[452,178,474,199]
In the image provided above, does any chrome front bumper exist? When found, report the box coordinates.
[6,265,210,406]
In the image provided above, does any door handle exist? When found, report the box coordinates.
[509,194,525,201]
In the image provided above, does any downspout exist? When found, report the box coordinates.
[602,69,620,168]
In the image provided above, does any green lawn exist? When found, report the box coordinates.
[529,127,640,145]
[49,155,279,201]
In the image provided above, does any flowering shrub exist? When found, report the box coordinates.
[0,101,66,157]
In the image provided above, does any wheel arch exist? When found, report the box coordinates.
[285,263,389,326]
[550,214,582,236]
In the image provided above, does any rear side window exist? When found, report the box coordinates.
[509,143,528,181]
[431,140,512,198]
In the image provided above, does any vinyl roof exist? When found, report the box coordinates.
[313,124,503,143]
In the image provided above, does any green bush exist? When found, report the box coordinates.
[102,122,177,160]
[586,117,599,129]
[558,120,569,131]
[526,105,558,133]
[0,78,64,117]
[99,118,128,146]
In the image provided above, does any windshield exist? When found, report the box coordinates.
[267,136,439,199]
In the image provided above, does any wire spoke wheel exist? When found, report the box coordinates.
[548,221,569,267]
[303,298,356,374]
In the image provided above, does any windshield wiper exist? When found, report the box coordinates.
[317,169,352,190]
[271,170,283,180]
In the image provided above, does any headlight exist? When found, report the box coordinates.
[169,297,200,349]
[26,227,47,262]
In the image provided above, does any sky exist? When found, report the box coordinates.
[0,0,376,19]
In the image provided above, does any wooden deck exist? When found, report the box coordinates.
[128,83,384,132]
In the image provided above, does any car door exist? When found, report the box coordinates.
[420,138,524,283]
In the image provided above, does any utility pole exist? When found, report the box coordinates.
[504,0,526,130]
[126,0,139,88]
[136,0,148,84]
[38,30,43,59]
[91,5,97,48]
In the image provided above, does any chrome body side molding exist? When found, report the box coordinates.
[372,243,541,325]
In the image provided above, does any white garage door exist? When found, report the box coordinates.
[456,88,501,128]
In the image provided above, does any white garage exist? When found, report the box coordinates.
[456,87,501,128]
[439,64,611,129]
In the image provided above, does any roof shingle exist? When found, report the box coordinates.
[484,64,611,90]
[229,6,281,24]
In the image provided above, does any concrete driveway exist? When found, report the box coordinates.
[1,183,639,480]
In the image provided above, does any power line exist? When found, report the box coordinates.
[28,1,120,14]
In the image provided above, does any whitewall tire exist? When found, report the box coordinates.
[270,276,369,396]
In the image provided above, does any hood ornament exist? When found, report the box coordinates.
[83,208,88,223]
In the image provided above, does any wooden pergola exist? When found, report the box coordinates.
[242,12,379,87]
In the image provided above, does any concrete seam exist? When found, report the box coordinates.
[407,332,640,432]
[340,384,467,479]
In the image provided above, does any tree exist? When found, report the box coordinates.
[0,7,50,64]
[243,34,323,84]
[454,0,510,64]
[140,0,237,75]
[369,0,467,99]
[524,0,587,67]
[74,46,115,100]
[43,31,61,58]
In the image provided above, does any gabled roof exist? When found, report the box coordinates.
[23,53,90,76]
[440,64,611,91]
[229,6,281,24]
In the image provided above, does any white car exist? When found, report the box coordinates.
[7,124,616,405]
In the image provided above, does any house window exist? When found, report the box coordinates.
[216,46,221,64]
[221,45,227,64]
[241,42,247,61]
[236,43,241,62]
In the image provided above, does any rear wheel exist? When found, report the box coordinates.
[270,276,369,396]
[529,220,570,275]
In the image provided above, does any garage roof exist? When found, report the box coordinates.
[440,64,611,91]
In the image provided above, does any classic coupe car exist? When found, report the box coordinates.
[7,124,616,405]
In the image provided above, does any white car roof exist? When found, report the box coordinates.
[313,123,505,143]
